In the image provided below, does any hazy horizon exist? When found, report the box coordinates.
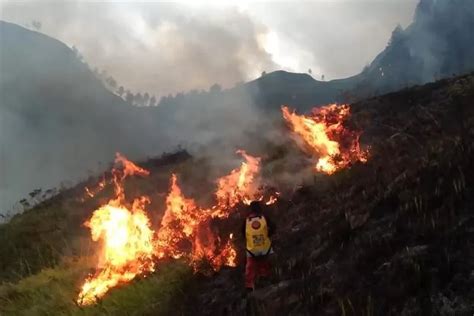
[1,0,418,99]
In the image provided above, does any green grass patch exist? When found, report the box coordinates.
[0,258,193,316]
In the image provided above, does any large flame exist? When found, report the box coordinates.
[76,104,367,304]
[78,151,275,304]
[77,155,154,306]
[155,170,242,270]
[282,104,368,174]
[155,151,267,269]
[155,173,200,260]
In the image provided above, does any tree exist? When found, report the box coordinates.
[106,76,117,89]
[362,64,370,73]
[72,46,83,61]
[125,91,134,105]
[32,20,42,30]
[143,93,150,106]
[117,86,125,97]
[135,93,143,106]
[388,24,404,47]
[209,84,222,94]
[149,95,157,107]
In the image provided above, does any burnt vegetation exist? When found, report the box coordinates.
[183,74,474,315]
[1,74,474,315]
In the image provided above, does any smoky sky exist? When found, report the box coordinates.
[0,0,418,98]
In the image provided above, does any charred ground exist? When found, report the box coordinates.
[184,74,474,315]
[1,74,474,315]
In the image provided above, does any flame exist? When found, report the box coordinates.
[155,174,200,260]
[82,153,147,200]
[222,233,237,267]
[84,176,107,198]
[282,105,368,174]
[213,150,262,217]
[155,151,268,270]
[78,151,275,304]
[115,152,150,178]
[77,154,153,306]
[155,173,238,271]
[265,195,278,205]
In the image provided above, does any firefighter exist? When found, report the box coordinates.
[243,201,275,291]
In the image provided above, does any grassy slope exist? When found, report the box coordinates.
[1,74,474,315]
[0,152,199,315]
[0,260,192,316]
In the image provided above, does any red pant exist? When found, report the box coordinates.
[245,256,271,289]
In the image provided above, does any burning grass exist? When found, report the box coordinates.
[0,258,192,316]
[282,104,368,174]
[76,149,278,305]
[1,74,474,315]
[1,103,366,308]
[0,101,372,311]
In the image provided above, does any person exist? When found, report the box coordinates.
[243,201,275,291]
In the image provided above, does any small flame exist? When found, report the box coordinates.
[84,176,107,198]
[265,195,278,205]
[213,150,261,216]
[115,153,150,178]
[282,105,368,174]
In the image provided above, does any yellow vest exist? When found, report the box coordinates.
[245,215,272,256]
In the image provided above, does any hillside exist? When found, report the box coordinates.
[351,0,474,98]
[1,73,473,315]
[0,21,169,214]
[2,0,474,217]
[189,73,474,315]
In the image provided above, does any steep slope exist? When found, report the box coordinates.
[1,74,473,315]
[352,0,474,98]
[187,74,474,315]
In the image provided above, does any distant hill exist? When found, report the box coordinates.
[147,0,474,161]
[1,0,473,215]
[0,21,168,214]
[223,0,474,111]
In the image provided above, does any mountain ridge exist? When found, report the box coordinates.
[1,0,474,215]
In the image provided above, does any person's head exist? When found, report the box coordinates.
[249,201,262,214]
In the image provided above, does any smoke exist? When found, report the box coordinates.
[0,15,272,217]
[4,0,467,219]
[0,1,277,98]
[406,0,474,80]
[0,0,421,92]
[247,0,419,79]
